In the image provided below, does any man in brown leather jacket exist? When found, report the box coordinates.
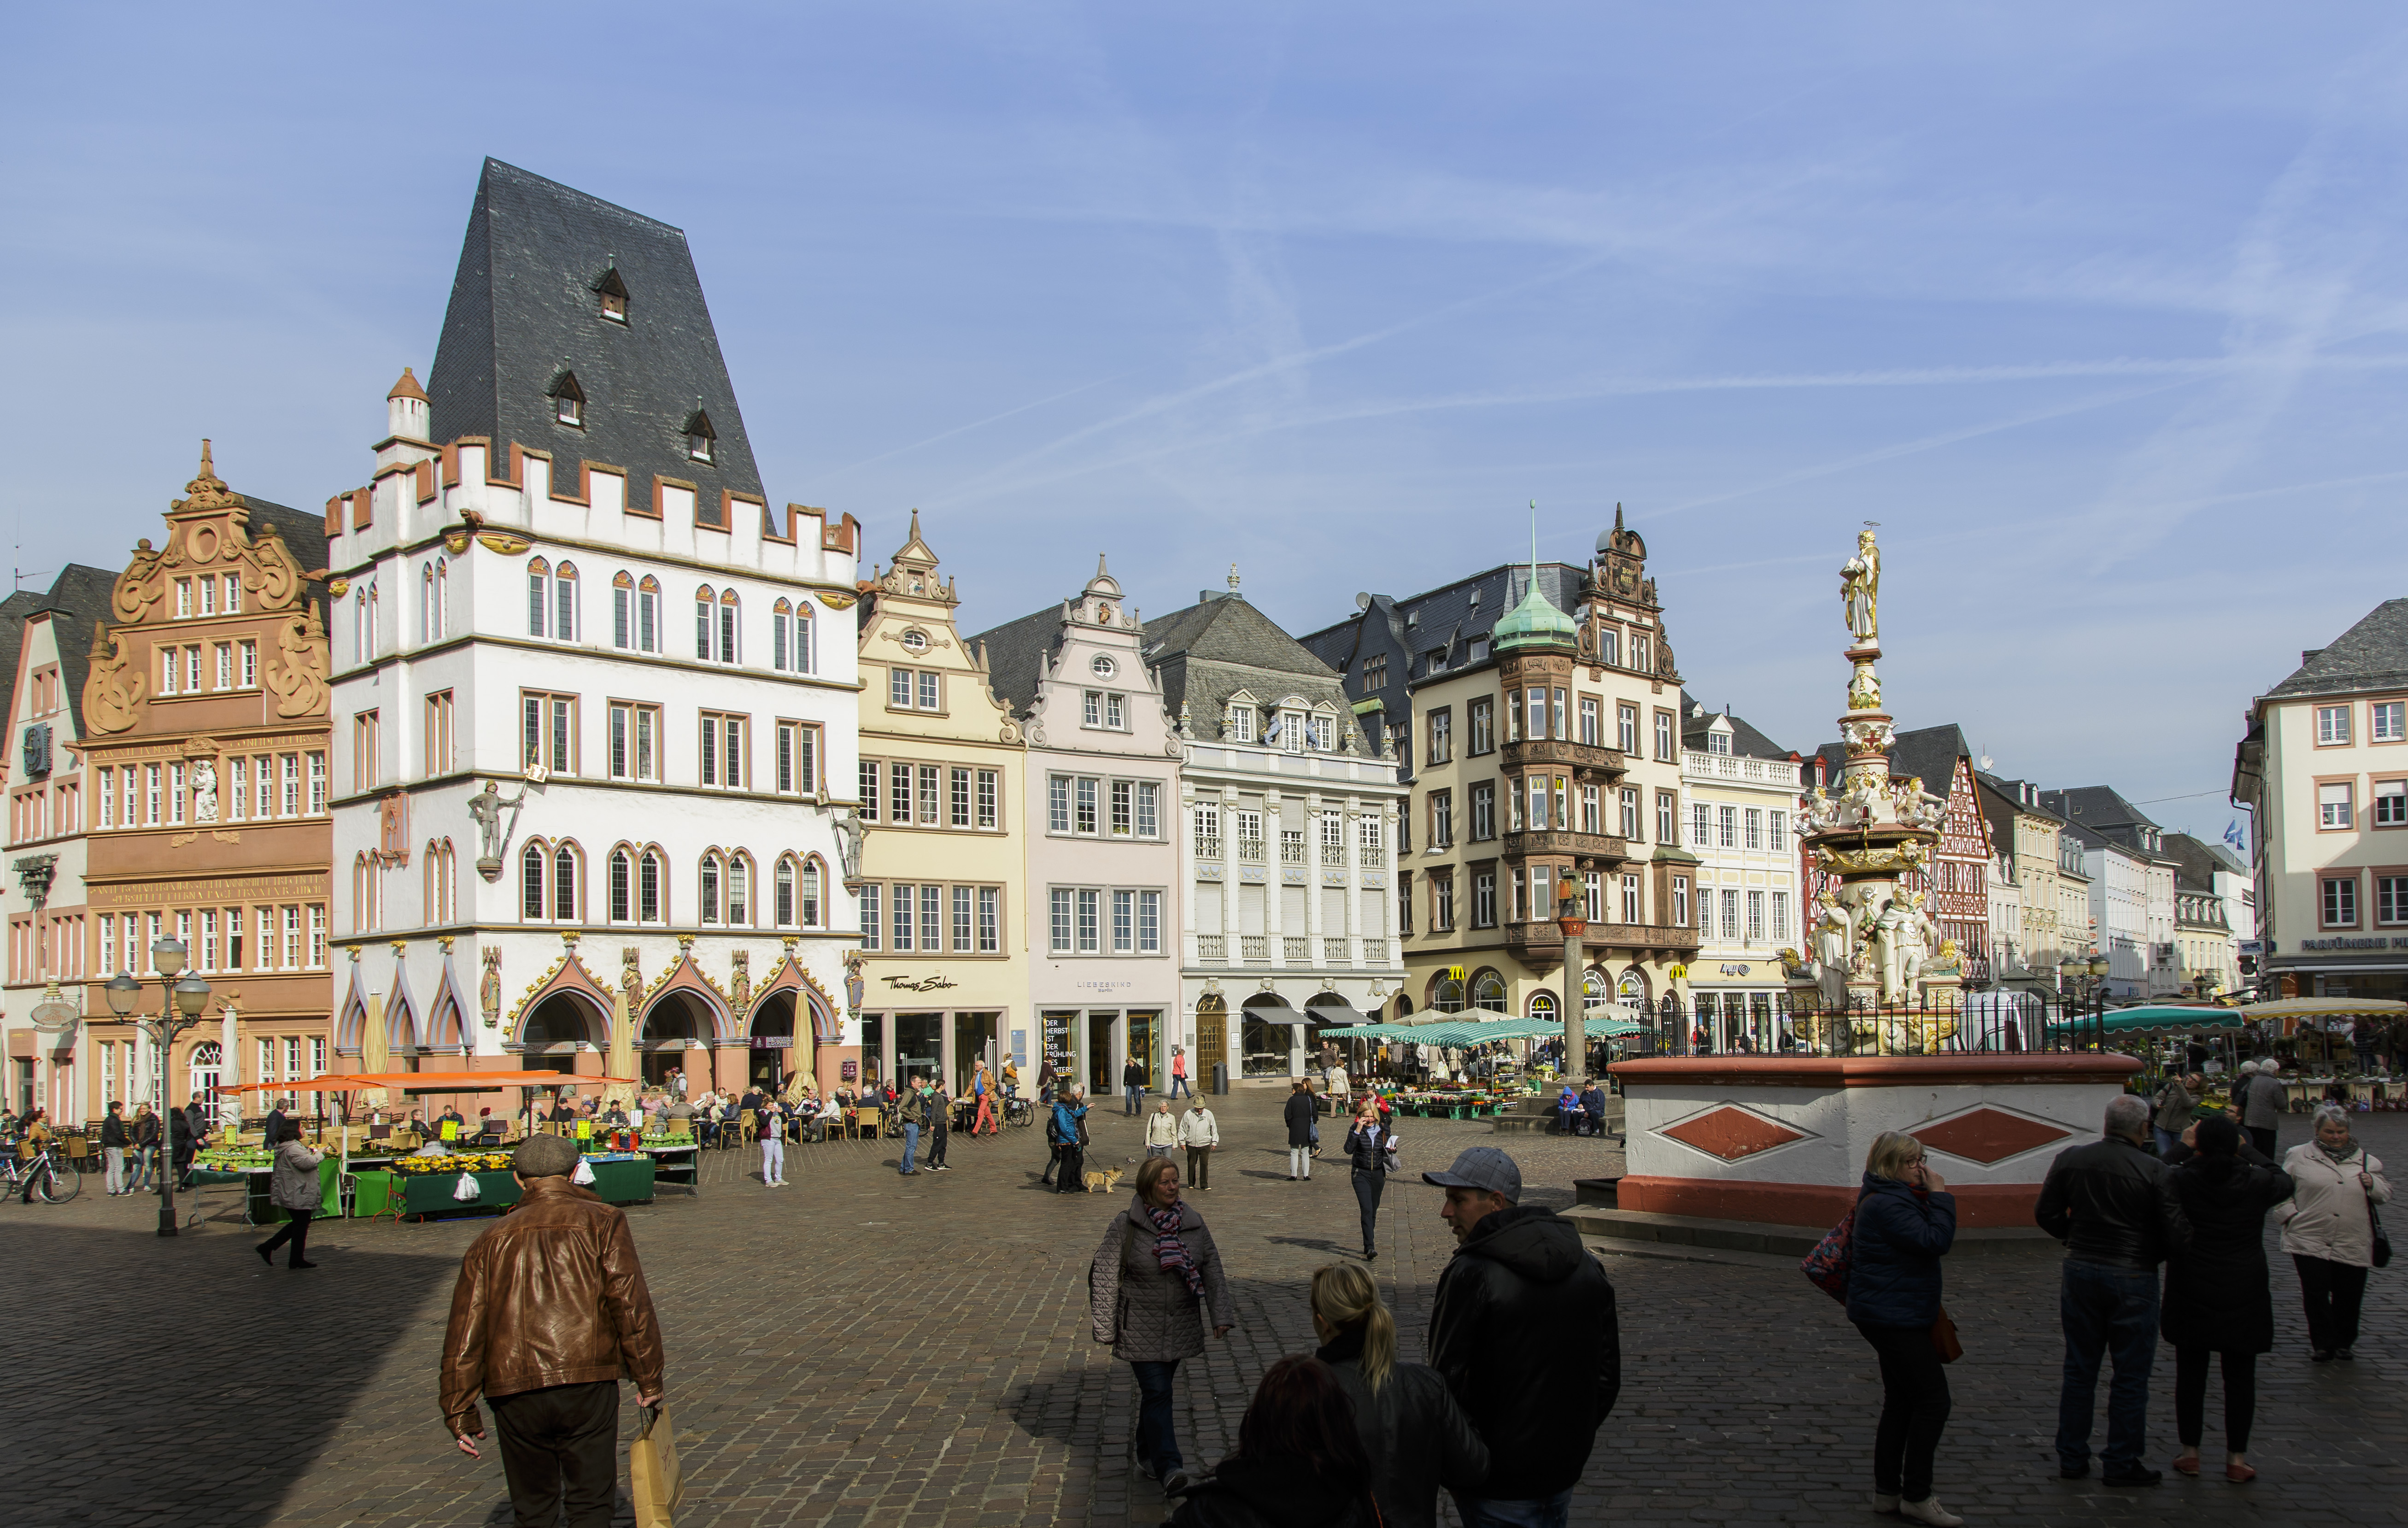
[441,1133,665,1528]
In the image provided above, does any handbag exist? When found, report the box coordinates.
[1929,1305,1963,1363]
[627,1401,685,1528]
[1799,1210,1853,1303]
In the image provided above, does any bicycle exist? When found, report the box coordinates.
[1,1142,81,1204]
[1004,1097,1035,1128]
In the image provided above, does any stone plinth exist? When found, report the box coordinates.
[1607,1053,2141,1228]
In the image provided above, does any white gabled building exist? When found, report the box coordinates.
[324,159,861,1104]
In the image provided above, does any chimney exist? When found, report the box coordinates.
[2302,649,2324,665]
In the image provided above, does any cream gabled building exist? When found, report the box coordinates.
[1678,702,1802,1048]
[1979,775,2069,981]
[851,516,1026,1092]
[2231,599,2408,1003]
[971,558,1182,1095]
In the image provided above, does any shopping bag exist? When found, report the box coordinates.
[451,1170,482,1203]
[571,1158,597,1187]
[628,1402,684,1528]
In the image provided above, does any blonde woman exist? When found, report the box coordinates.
[1309,1263,1486,1528]
[1847,1129,1959,1526]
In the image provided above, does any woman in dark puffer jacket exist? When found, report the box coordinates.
[1170,1356,1377,1528]
[1845,1129,1961,1527]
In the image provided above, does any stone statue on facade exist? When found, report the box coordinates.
[479,947,502,1026]
[832,807,865,884]
[1811,896,1853,1008]
[191,758,218,823]
[469,779,531,867]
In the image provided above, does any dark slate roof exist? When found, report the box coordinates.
[428,159,765,523]
[244,494,329,582]
[2161,831,2245,885]
[2264,598,2408,701]
[1678,692,1792,760]
[1975,772,2066,826]
[1142,594,1365,748]
[2041,785,2159,835]
[967,604,1069,718]
[1803,722,1972,798]
[2,564,119,740]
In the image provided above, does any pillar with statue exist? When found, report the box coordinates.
[1782,525,1963,1053]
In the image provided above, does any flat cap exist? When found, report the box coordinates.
[513,1133,580,1178]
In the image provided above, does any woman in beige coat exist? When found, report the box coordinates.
[1090,1156,1234,1495]
[2277,1105,2390,1360]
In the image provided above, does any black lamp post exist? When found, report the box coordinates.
[106,939,212,1237]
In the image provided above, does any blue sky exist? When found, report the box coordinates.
[7,4,2406,845]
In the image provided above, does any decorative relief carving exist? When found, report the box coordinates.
[264,605,330,718]
[480,947,502,1026]
[83,623,148,735]
[476,533,532,555]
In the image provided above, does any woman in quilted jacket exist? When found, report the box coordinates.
[1091,1155,1233,1496]
[1844,1130,1960,1527]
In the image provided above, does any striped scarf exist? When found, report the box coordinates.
[1148,1203,1202,1298]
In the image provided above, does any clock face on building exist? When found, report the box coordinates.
[1091,654,1117,678]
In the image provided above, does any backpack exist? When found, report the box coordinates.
[1800,1209,1854,1303]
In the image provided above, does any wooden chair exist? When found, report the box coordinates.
[735,1109,757,1146]
[857,1106,881,1143]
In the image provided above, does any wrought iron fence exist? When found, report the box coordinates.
[1616,989,2116,1058]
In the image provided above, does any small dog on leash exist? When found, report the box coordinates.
[1084,1165,1125,1195]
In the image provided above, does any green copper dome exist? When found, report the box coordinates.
[1491,571,1578,652]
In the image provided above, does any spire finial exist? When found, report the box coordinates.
[1529,500,1539,578]
[198,439,217,479]
[1228,562,1241,592]
[1615,502,1624,532]
[1096,552,1110,580]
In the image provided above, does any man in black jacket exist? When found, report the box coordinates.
[100,1102,130,1195]
[2035,1093,2191,1486]
[1121,1056,1146,1116]
[1423,1147,1619,1527]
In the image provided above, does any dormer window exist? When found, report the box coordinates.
[593,264,629,324]
[900,629,930,654]
[550,368,585,427]
[682,406,717,463]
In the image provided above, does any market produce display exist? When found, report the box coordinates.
[390,1152,515,1175]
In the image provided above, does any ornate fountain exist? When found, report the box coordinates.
[1783,527,1962,1052]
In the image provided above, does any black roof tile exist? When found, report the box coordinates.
[2264,598,2408,701]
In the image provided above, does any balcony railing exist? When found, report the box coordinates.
[1500,738,1623,774]
[1505,918,1701,954]
[1324,937,1351,963]
[1280,838,1307,864]
[1194,834,1221,859]
[1501,829,1629,860]
[1236,838,1266,863]
[1320,845,1346,865]
[1196,934,1225,962]
[1283,936,1312,962]
[1241,935,1269,962]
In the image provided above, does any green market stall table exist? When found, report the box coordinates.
[387,1153,659,1222]
[188,1153,343,1226]
[639,1137,699,1195]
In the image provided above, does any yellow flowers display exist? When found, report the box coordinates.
[392,1153,515,1175]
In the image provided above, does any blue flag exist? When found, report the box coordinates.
[2223,820,2246,852]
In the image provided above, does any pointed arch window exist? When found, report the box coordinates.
[609,847,633,923]
[550,370,585,427]
[775,857,797,928]
[521,842,547,920]
[727,854,750,926]
[637,576,659,652]
[612,571,634,650]
[695,585,714,660]
[717,589,739,664]
[527,558,551,638]
[800,858,823,929]
[553,563,579,642]
[639,848,664,924]
[773,599,814,674]
[553,844,579,921]
[698,853,723,925]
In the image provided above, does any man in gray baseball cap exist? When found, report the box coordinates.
[1422,1146,1619,1527]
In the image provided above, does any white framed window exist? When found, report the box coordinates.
[977,770,999,829]
[1138,890,1160,953]
[1075,777,1099,835]
[775,721,816,795]
[2375,701,2407,743]
[1623,874,1642,924]
[1717,805,1737,848]
[2317,705,2352,745]
[859,883,882,950]
[609,703,661,782]
[2323,875,2359,927]
[2319,782,2354,830]
[2375,779,2407,828]
[1049,887,1073,953]
[1226,705,1254,743]
[978,886,1000,952]
[1048,776,1071,834]
[772,599,815,674]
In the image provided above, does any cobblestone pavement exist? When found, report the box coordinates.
[0,1091,2399,1527]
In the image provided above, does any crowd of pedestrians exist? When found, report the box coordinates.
[1088,1142,1621,1528]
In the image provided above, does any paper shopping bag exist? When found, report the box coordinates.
[628,1402,684,1528]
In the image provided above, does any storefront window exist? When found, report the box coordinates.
[1041,1011,1076,1092]
[1127,1011,1160,1085]
[1472,973,1508,1014]
[1241,1008,1290,1076]
[896,1012,942,1086]
[953,1011,1000,1093]
[1432,979,1465,1014]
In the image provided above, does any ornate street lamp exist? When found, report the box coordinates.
[105,939,211,1237]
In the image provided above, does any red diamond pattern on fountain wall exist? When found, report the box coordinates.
[1660,1106,1808,1162]
[1911,1107,2073,1165]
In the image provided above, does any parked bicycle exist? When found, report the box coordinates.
[2,1141,82,1204]
[1003,1096,1036,1128]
